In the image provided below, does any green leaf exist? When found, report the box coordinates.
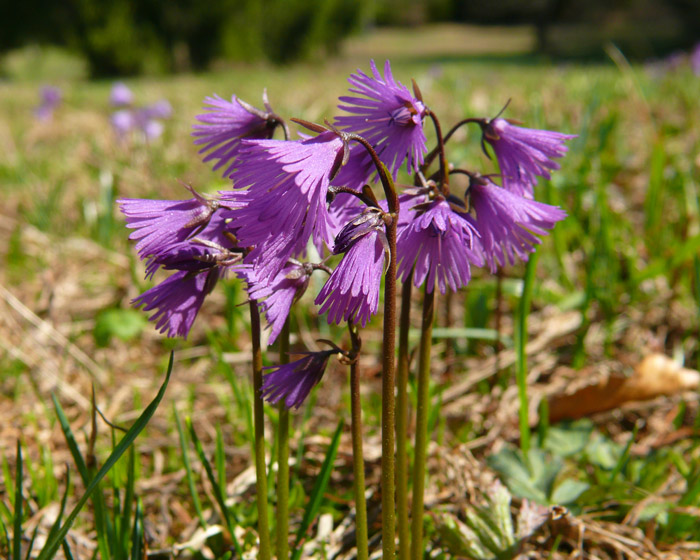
[291,420,343,560]
[488,447,562,505]
[94,308,147,347]
[13,440,22,560]
[550,479,589,505]
[543,420,593,457]
[36,352,173,560]
[585,434,621,470]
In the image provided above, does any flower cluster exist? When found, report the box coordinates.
[110,82,172,141]
[34,85,62,121]
[120,60,574,408]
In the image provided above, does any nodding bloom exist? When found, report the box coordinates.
[481,118,575,198]
[469,177,567,272]
[333,59,427,190]
[239,261,313,345]
[130,225,243,338]
[133,268,220,338]
[193,94,276,177]
[230,130,345,279]
[397,197,482,294]
[691,43,700,76]
[262,350,337,409]
[35,86,61,121]
[110,82,133,107]
[118,185,244,276]
[316,212,388,327]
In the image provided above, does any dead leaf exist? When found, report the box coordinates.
[548,354,699,423]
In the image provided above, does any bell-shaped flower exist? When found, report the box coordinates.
[482,118,575,197]
[239,261,312,345]
[469,179,567,272]
[333,59,427,190]
[261,350,336,409]
[397,197,482,294]
[231,130,345,279]
[315,212,388,327]
[193,94,275,177]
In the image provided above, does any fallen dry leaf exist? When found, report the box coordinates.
[548,353,700,423]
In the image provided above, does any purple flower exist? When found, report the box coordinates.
[397,197,482,294]
[193,94,274,177]
[230,131,345,278]
[261,350,335,409]
[111,110,134,137]
[469,179,567,272]
[111,100,171,142]
[239,261,312,345]
[110,82,133,106]
[315,228,387,327]
[333,60,427,190]
[691,43,700,76]
[145,99,172,120]
[133,268,220,338]
[34,86,61,121]
[118,186,222,265]
[482,118,575,198]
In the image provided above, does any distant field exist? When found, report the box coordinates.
[1,25,700,559]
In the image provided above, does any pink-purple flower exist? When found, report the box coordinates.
[229,130,345,279]
[397,197,482,294]
[193,94,275,177]
[34,86,61,121]
[469,178,567,272]
[333,60,427,190]
[482,118,575,197]
[110,82,133,107]
[239,261,312,345]
[316,225,387,327]
[261,350,336,409]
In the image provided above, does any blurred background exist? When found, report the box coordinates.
[1,0,699,79]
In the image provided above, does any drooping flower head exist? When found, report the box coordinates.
[110,82,133,107]
[34,86,61,121]
[691,42,700,76]
[469,176,567,272]
[239,261,313,345]
[481,117,575,198]
[261,350,337,409]
[118,185,243,276]
[316,210,388,327]
[397,196,482,294]
[193,94,278,177]
[333,60,427,190]
[111,97,172,142]
[230,130,346,279]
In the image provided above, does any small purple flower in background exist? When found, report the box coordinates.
[34,86,61,121]
[316,218,387,327]
[482,118,575,198]
[469,178,567,272]
[397,197,482,294]
[193,94,275,177]
[239,261,312,345]
[691,43,700,76]
[261,350,336,409]
[110,88,172,142]
[333,59,427,190]
[110,82,133,107]
[230,130,345,279]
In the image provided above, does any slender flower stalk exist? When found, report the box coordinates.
[249,300,272,560]
[410,285,435,560]
[348,322,369,560]
[396,273,413,560]
[276,321,291,560]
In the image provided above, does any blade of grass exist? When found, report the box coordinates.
[173,407,206,529]
[291,420,343,560]
[130,499,144,560]
[516,252,539,457]
[36,352,174,560]
[187,419,244,557]
[12,440,22,560]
